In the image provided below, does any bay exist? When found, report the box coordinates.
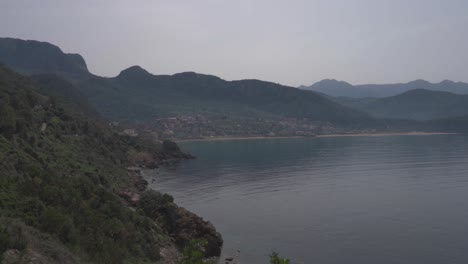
[146,135,468,264]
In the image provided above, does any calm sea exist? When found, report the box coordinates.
[145,135,468,264]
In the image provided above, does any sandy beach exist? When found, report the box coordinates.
[174,132,456,143]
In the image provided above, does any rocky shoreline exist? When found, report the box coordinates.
[118,147,222,263]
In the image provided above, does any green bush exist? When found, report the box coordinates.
[39,207,75,243]
[0,225,9,254]
[0,67,193,263]
[138,190,175,219]
[163,140,180,153]
[0,224,27,252]
[270,252,290,264]
[0,103,16,136]
[178,239,214,264]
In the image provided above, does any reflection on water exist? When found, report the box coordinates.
[145,135,468,264]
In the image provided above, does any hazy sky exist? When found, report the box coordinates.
[1,0,467,86]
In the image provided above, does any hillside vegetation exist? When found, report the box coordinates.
[333,89,468,121]
[3,37,468,136]
[0,38,374,136]
[0,66,222,263]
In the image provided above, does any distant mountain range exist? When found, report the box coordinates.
[3,37,468,135]
[0,38,372,131]
[300,79,468,98]
[333,89,468,121]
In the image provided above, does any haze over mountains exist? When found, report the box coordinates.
[0,37,375,138]
[1,37,468,136]
[301,79,468,98]
[333,89,468,121]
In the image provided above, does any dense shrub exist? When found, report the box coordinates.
[0,225,9,254]
[270,252,290,264]
[0,67,190,263]
[178,239,215,264]
[163,140,181,153]
[138,189,175,227]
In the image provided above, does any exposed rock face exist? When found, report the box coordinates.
[159,242,183,264]
[119,148,222,259]
[119,142,193,206]
[171,207,223,257]
[118,167,148,206]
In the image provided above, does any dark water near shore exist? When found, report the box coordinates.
[146,135,468,264]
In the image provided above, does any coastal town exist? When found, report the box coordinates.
[116,114,378,141]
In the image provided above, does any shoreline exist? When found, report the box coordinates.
[173,132,457,143]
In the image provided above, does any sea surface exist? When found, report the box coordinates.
[145,135,468,264]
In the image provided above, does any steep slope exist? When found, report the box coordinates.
[0,38,373,131]
[30,74,99,118]
[0,37,88,76]
[0,66,222,263]
[302,79,468,98]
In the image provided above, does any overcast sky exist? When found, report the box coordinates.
[1,0,467,86]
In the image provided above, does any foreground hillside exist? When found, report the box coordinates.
[0,38,376,139]
[0,66,222,263]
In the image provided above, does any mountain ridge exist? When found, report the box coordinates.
[0,37,88,76]
[333,88,468,121]
[0,37,375,138]
[302,78,468,98]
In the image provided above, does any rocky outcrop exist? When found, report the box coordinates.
[171,207,223,257]
[117,136,219,260]
[118,167,149,206]
[159,242,182,264]
[135,189,223,258]
[119,147,221,259]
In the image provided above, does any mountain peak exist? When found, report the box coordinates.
[407,79,432,87]
[439,79,455,85]
[117,65,151,79]
[172,71,223,82]
[315,79,353,86]
[0,37,88,75]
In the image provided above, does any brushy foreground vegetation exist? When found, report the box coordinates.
[0,66,221,263]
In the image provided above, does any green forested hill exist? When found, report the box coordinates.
[425,115,468,133]
[30,74,100,118]
[0,38,373,129]
[97,67,372,124]
[0,66,222,263]
[334,89,468,121]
